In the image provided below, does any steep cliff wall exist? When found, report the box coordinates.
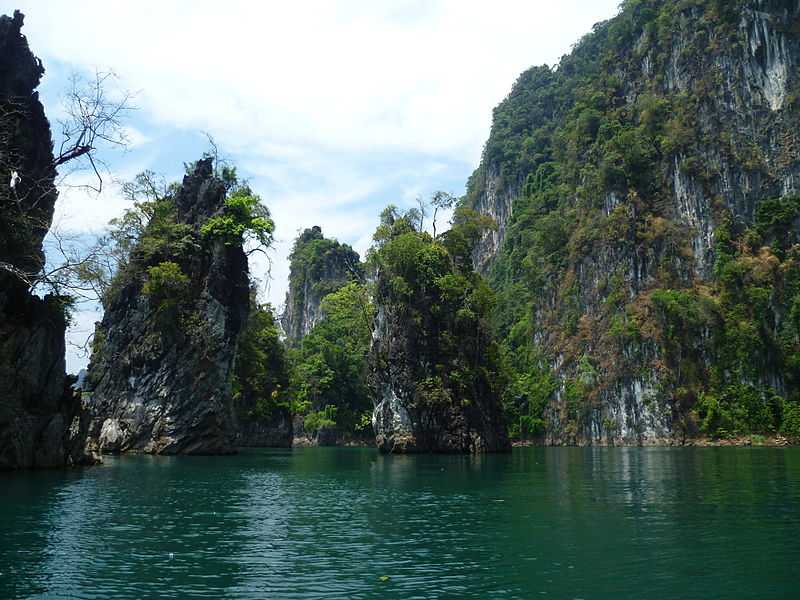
[371,301,510,453]
[467,0,800,444]
[86,159,251,454]
[281,226,362,345]
[0,11,91,469]
[369,211,510,453]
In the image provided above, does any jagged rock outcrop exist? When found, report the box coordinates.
[281,226,362,344]
[371,304,511,454]
[0,11,92,469]
[466,0,800,445]
[368,214,510,454]
[85,159,251,454]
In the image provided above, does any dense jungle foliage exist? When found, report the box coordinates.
[232,294,291,424]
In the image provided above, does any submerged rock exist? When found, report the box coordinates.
[0,11,93,469]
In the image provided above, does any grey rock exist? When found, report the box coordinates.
[233,409,292,448]
[370,301,510,454]
[85,159,251,455]
[0,11,94,469]
[281,226,362,345]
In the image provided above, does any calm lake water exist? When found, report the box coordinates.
[1,447,799,599]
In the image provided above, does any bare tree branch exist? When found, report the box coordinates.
[52,69,136,193]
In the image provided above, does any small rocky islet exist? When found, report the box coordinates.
[3,0,800,469]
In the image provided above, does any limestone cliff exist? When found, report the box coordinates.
[467,0,800,444]
[281,226,362,345]
[0,11,92,469]
[371,303,511,453]
[85,158,251,454]
[368,212,511,453]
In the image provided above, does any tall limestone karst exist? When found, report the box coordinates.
[0,11,91,469]
[281,226,362,345]
[467,0,800,444]
[369,207,511,453]
[86,158,254,454]
[282,226,367,444]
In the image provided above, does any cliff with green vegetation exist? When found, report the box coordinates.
[466,0,800,444]
[283,227,371,444]
[369,205,510,453]
[290,281,374,445]
[281,226,363,345]
[0,11,91,468]
[85,158,274,454]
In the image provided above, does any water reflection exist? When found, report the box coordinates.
[1,447,799,599]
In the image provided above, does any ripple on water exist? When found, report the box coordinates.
[0,447,799,599]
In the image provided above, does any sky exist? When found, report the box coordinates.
[6,0,622,372]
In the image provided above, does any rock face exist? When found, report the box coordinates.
[281,226,362,344]
[466,0,800,444]
[86,159,251,454]
[0,11,92,469]
[371,302,511,454]
[233,411,292,448]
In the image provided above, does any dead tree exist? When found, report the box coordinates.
[0,69,134,293]
[53,70,134,193]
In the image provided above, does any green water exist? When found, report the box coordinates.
[1,447,799,599]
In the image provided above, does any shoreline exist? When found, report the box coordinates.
[512,435,796,448]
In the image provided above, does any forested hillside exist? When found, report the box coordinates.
[466,0,800,444]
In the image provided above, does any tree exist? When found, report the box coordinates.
[232,295,291,422]
[200,187,275,254]
[0,68,134,293]
[53,70,134,192]
[431,191,457,239]
[368,201,506,448]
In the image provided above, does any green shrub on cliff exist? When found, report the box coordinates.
[782,401,800,438]
[695,386,781,438]
[200,188,275,249]
[142,261,189,309]
[303,405,338,434]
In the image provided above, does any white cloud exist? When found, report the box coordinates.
[65,304,103,375]
[15,0,620,163]
[120,126,150,149]
[52,177,129,233]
